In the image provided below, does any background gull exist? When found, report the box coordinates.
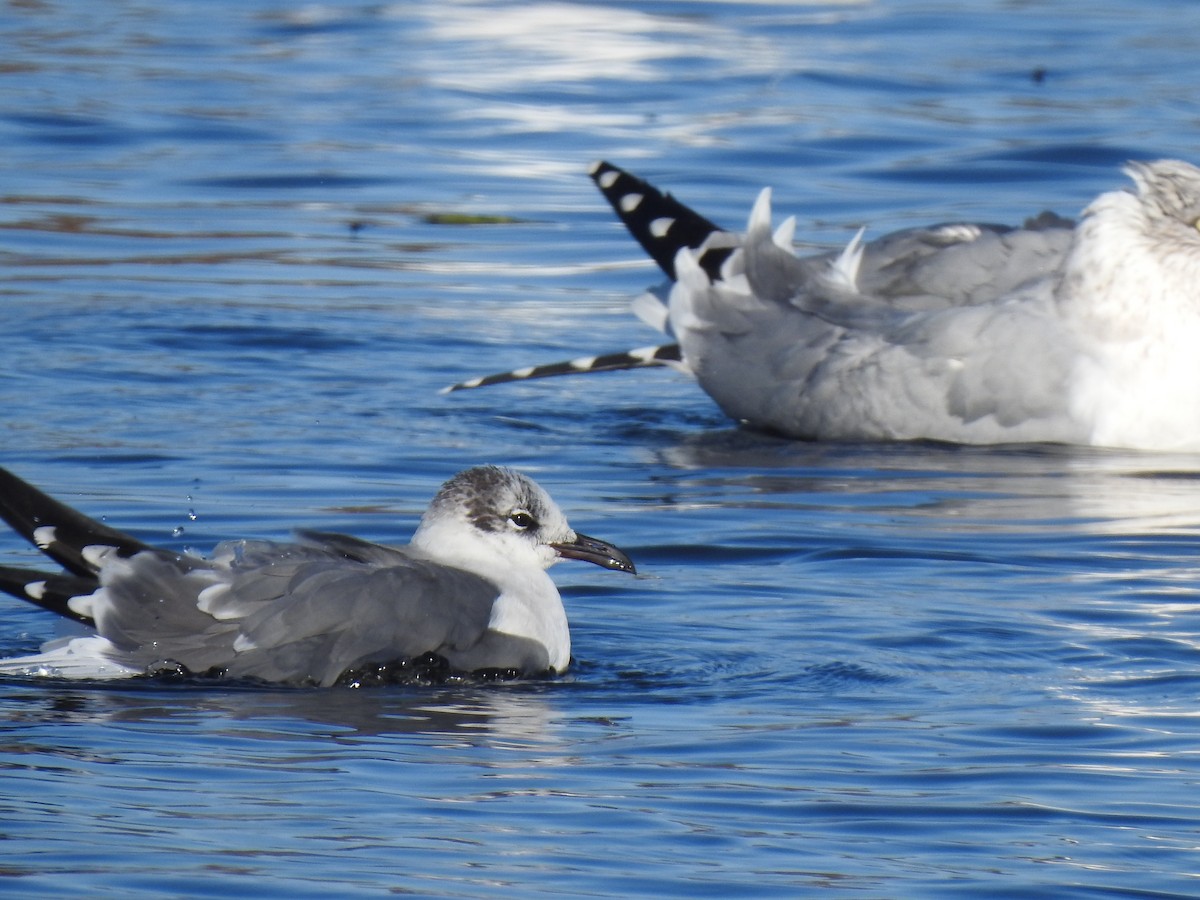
[0,465,634,686]
[449,159,1200,451]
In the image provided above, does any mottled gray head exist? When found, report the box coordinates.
[1126,160,1200,229]
[412,466,635,576]
[431,466,557,536]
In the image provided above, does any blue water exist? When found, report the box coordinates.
[3,0,1200,896]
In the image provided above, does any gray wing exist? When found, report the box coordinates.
[94,535,535,686]
[744,217,1076,323]
[684,204,1085,442]
[853,216,1075,312]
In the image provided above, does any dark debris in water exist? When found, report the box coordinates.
[421,212,527,226]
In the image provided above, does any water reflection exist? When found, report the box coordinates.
[653,428,1200,534]
[413,1,790,90]
[0,679,566,745]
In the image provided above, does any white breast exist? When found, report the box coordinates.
[486,569,571,671]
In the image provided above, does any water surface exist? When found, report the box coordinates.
[3,1,1200,896]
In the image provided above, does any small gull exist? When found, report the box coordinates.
[0,465,634,686]
[448,160,1200,451]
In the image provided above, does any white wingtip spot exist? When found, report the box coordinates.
[82,544,118,568]
[570,356,597,371]
[24,581,46,601]
[440,377,482,394]
[512,366,537,380]
[598,169,619,189]
[619,192,644,213]
[33,526,57,550]
[649,217,674,238]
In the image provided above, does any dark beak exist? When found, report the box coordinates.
[552,531,636,574]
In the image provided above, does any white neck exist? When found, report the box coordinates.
[488,575,571,672]
[411,518,571,671]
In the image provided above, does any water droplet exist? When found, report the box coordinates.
[172,526,185,537]
[187,508,197,521]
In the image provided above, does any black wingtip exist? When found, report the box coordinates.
[443,344,683,393]
[0,466,156,578]
[589,160,731,282]
[0,564,97,625]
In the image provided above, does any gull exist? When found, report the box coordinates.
[447,159,1200,451]
[0,465,634,686]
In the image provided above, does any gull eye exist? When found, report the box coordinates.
[508,510,537,530]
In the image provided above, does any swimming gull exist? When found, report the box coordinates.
[447,159,1200,451]
[0,465,634,685]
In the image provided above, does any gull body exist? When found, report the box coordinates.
[0,465,634,686]
[450,160,1200,451]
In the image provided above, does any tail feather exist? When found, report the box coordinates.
[589,161,732,282]
[442,344,683,393]
[0,466,158,579]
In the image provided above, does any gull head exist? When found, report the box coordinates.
[1112,160,1200,274]
[411,466,636,577]
[1065,159,1200,334]
[1125,159,1200,230]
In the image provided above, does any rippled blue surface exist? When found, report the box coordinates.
[4,1,1200,896]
